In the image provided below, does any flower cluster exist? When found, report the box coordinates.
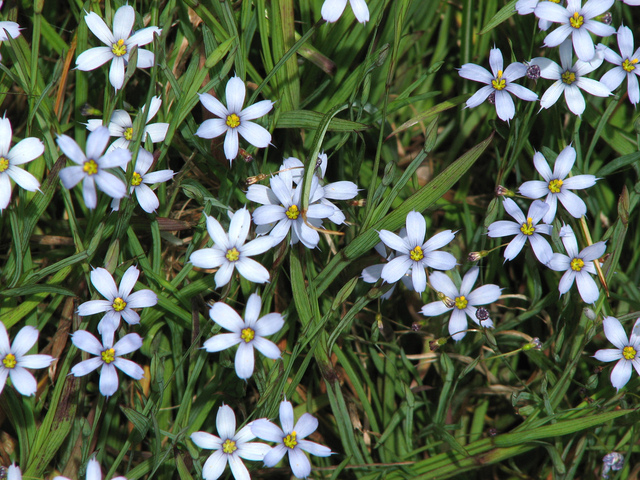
[191,400,331,480]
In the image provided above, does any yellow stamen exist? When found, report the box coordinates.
[226,113,241,128]
[131,172,143,186]
[2,353,17,369]
[410,246,424,261]
[570,257,585,271]
[124,127,134,141]
[226,247,240,262]
[455,295,468,310]
[83,159,99,176]
[623,346,637,360]
[0,157,9,173]
[561,71,576,85]
[111,38,127,57]
[520,217,535,236]
[569,12,584,29]
[548,178,563,193]
[101,348,116,364]
[222,439,237,454]
[112,297,127,312]
[622,58,639,73]
[241,327,255,343]
[491,70,506,91]
[286,205,300,220]
[283,431,298,449]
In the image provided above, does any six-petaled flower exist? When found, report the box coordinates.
[196,76,273,162]
[594,316,640,391]
[458,47,538,122]
[420,267,503,341]
[0,323,54,396]
[251,400,332,479]
[519,145,597,223]
[77,265,158,333]
[203,293,283,379]
[76,5,161,90]
[191,404,270,480]
[0,115,43,212]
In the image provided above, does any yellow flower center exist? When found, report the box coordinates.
[569,12,584,29]
[546,0,561,3]
[83,159,99,176]
[520,217,535,236]
[222,439,237,454]
[111,38,127,57]
[226,113,241,128]
[0,157,9,173]
[226,247,240,262]
[623,58,639,73]
[561,71,576,85]
[570,257,584,271]
[241,327,255,343]
[548,178,563,193]
[623,346,637,360]
[131,172,143,186]
[455,295,468,310]
[410,246,424,261]
[112,297,127,312]
[124,127,134,141]
[283,431,298,449]
[2,353,17,369]
[491,70,506,91]
[286,205,300,220]
[101,348,116,364]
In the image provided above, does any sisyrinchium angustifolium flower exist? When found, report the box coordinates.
[57,126,131,209]
[191,404,270,480]
[76,5,161,90]
[487,198,553,264]
[52,457,127,480]
[251,400,332,479]
[530,38,610,116]
[204,293,283,379]
[77,265,158,333]
[321,0,370,23]
[378,211,457,293]
[458,46,538,122]
[519,145,597,224]
[189,207,274,289]
[195,76,273,162]
[0,323,54,396]
[0,115,43,212]
[534,0,615,61]
[420,267,503,341]
[110,148,174,213]
[87,96,169,152]
[593,316,640,391]
[599,25,640,104]
[70,327,144,397]
[547,224,606,303]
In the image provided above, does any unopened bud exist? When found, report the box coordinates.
[468,250,488,262]
[495,185,515,197]
[239,148,253,163]
[583,307,596,321]
[526,64,541,81]
[81,103,102,116]
[429,337,447,351]
[596,12,612,25]
[475,307,490,322]
[523,337,542,351]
